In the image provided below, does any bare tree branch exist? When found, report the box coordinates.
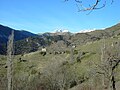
[78,0,106,11]
[65,0,114,13]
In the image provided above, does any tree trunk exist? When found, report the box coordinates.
[101,38,105,90]
[70,47,74,64]
[7,30,14,90]
[111,75,116,90]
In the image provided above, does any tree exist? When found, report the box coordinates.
[39,56,78,90]
[70,45,74,63]
[7,30,14,90]
[96,40,120,90]
[65,0,114,14]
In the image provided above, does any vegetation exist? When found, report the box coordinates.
[0,23,120,90]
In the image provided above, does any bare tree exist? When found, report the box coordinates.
[70,45,74,63]
[7,30,14,90]
[40,56,77,90]
[96,41,120,90]
[65,0,114,14]
[100,37,106,90]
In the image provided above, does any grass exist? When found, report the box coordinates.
[1,35,120,90]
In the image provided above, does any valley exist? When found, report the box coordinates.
[0,23,120,90]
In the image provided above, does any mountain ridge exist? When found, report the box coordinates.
[0,24,37,43]
[0,23,120,55]
[0,24,37,54]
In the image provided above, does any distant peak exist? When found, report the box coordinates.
[78,29,96,33]
[49,29,70,35]
[54,29,69,33]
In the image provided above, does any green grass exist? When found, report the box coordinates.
[1,35,120,90]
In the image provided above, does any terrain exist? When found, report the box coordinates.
[0,23,120,90]
[0,24,37,54]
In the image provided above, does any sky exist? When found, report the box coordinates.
[0,0,120,34]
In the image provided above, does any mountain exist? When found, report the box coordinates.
[0,24,37,43]
[14,23,120,55]
[71,23,120,45]
[1,23,120,55]
[0,24,37,54]
[1,23,120,90]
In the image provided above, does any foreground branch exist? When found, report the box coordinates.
[65,0,114,13]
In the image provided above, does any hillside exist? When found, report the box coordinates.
[0,23,120,90]
[0,24,37,54]
[14,23,120,55]
[0,24,37,43]
[0,31,120,90]
[71,23,120,45]
[1,23,120,55]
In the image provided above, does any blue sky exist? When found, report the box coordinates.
[0,0,120,33]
